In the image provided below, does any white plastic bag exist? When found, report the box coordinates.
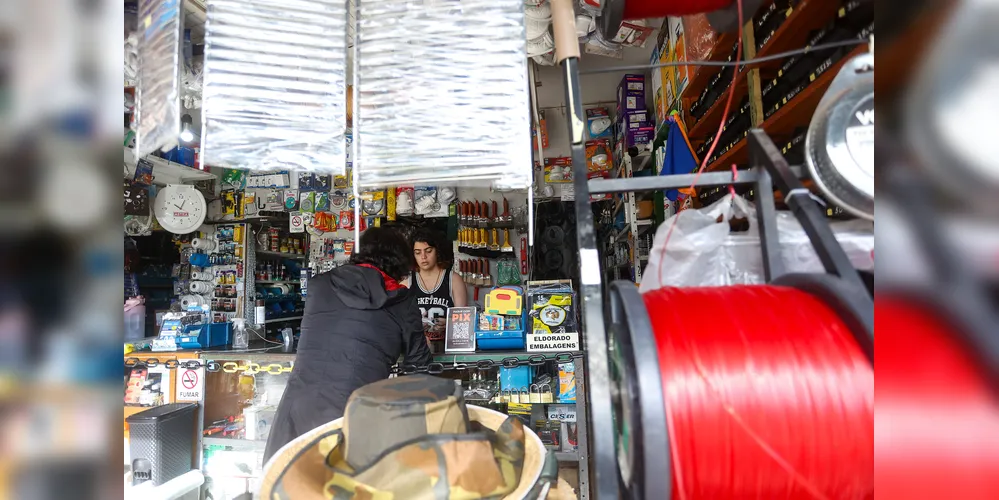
[640,195,875,292]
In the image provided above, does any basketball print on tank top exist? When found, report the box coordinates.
[413,269,453,341]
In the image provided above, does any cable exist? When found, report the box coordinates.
[657,0,744,287]
[580,39,866,75]
[251,326,286,345]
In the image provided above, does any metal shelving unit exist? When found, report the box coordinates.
[431,351,590,499]
[256,249,307,260]
[606,145,655,284]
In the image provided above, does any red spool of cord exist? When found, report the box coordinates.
[623,0,732,21]
[643,285,874,499]
[876,297,999,499]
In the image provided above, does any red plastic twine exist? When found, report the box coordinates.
[643,285,874,499]
[877,297,999,500]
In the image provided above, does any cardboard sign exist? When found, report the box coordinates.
[444,307,477,352]
[176,366,205,402]
[289,212,305,233]
[547,404,577,422]
[526,331,579,352]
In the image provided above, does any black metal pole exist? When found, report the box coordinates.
[561,56,618,499]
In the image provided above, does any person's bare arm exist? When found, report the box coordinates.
[451,271,468,307]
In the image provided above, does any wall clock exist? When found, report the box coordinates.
[154,184,207,234]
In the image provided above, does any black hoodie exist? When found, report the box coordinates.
[263,265,431,461]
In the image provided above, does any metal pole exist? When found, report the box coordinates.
[550,0,616,495]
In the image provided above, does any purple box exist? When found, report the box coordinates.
[622,124,655,149]
[620,109,650,130]
[617,74,646,113]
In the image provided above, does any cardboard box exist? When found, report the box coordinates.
[620,110,650,129]
[617,74,646,113]
[622,125,655,149]
[543,157,573,183]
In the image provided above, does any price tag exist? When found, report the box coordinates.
[546,404,576,422]
[560,184,575,201]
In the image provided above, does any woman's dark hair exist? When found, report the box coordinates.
[349,227,416,281]
[411,228,453,270]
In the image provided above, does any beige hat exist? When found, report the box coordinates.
[259,375,547,499]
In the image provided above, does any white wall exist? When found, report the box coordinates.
[532,43,658,159]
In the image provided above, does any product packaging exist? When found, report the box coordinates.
[339,210,355,230]
[608,21,655,48]
[315,174,332,191]
[623,124,655,150]
[557,363,576,403]
[619,109,651,130]
[299,191,316,213]
[298,173,315,191]
[585,107,613,140]
[543,157,573,183]
[617,74,646,114]
[315,192,330,212]
[585,139,613,173]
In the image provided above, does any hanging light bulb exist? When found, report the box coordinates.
[179,114,194,143]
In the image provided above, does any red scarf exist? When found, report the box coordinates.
[357,264,405,291]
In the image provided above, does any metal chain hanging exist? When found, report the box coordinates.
[124,351,583,375]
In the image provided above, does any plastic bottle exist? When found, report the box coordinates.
[232,318,249,350]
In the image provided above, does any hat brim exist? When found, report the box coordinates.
[259,405,547,500]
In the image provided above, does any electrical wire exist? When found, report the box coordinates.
[657,0,745,287]
[580,39,866,75]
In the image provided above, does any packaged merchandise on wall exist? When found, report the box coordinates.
[557,362,576,403]
[585,107,613,139]
[544,157,573,183]
[616,74,646,115]
[585,139,613,173]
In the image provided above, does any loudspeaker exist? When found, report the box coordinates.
[127,403,197,485]
[532,201,578,282]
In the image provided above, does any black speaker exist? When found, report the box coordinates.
[532,201,577,282]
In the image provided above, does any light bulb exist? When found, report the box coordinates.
[179,128,194,142]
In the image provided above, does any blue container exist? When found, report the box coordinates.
[176,322,232,349]
[499,365,532,392]
[475,290,528,350]
[189,253,211,267]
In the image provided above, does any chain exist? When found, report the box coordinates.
[391,352,583,375]
[123,357,294,374]
[125,351,582,376]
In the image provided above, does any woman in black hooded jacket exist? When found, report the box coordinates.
[263,227,432,462]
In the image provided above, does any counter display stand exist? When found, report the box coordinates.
[124,345,591,500]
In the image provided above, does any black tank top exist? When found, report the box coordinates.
[412,269,453,340]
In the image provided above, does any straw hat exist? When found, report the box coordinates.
[259,375,546,499]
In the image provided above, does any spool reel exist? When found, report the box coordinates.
[608,270,873,498]
[605,127,875,497]
[806,52,875,220]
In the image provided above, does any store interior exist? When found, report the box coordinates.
[123,1,877,499]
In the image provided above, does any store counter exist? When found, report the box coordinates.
[125,343,590,499]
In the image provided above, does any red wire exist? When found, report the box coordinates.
[657,0,745,287]
[643,285,874,499]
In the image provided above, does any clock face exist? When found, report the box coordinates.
[154,185,207,234]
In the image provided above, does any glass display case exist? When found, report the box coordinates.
[197,348,294,500]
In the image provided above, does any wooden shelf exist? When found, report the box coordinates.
[682,31,739,102]
[705,46,866,172]
[755,0,841,69]
[686,80,749,140]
